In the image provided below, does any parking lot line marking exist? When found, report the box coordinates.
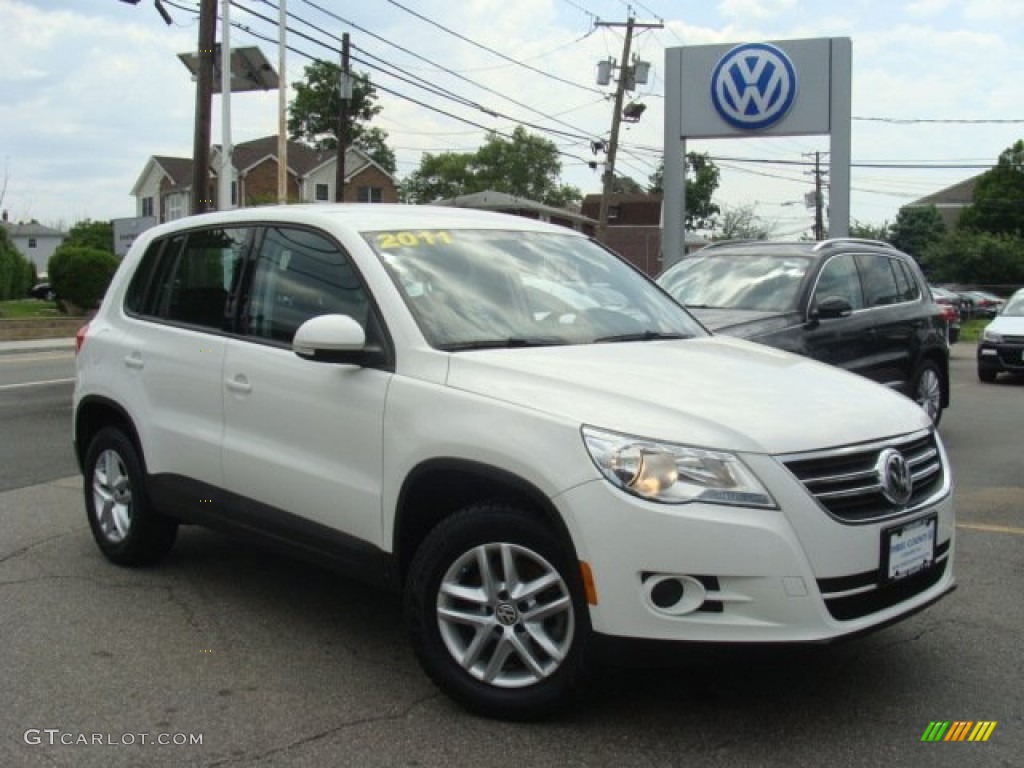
[0,378,75,391]
[956,522,1024,536]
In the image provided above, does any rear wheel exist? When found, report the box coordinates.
[913,360,944,426]
[405,503,589,720]
[84,427,178,566]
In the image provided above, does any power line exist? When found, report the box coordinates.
[238,1,605,145]
[384,0,607,96]
[854,116,1024,124]
[227,17,596,168]
[296,0,606,142]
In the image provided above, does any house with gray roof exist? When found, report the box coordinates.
[0,212,67,275]
[902,175,979,231]
[131,135,398,223]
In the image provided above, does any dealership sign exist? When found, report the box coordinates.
[710,43,797,131]
[661,37,852,265]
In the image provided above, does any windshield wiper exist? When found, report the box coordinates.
[439,337,568,351]
[594,331,692,343]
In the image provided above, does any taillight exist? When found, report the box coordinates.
[75,323,90,354]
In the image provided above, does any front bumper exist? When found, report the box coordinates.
[978,341,1024,375]
[556,447,955,644]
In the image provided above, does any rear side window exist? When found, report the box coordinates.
[125,227,250,330]
[855,253,901,308]
[243,227,369,344]
[891,258,921,302]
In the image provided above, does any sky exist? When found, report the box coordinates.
[1,0,1022,236]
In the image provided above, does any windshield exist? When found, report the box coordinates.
[365,229,704,349]
[1002,292,1024,316]
[658,252,812,312]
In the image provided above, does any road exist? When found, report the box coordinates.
[0,350,77,491]
[0,342,1021,767]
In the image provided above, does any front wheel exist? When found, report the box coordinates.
[84,427,178,566]
[978,367,997,383]
[405,504,589,720]
[913,360,944,426]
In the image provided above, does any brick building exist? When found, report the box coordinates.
[581,193,708,276]
[131,135,398,223]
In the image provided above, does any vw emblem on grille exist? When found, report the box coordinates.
[710,43,797,130]
[877,448,913,506]
[495,603,519,626]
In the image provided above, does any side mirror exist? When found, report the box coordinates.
[812,295,853,321]
[293,314,372,365]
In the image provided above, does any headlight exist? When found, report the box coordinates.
[982,328,1003,343]
[582,426,776,508]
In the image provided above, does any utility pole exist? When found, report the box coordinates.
[595,17,662,244]
[809,151,828,240]
[191,0,216,215]
[277,0,288,204]
[335,33,351,203]
[219,0,232,211]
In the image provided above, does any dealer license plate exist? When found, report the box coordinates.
[882,515,936,582]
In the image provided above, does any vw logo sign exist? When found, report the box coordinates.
[877,448,914,507]
[711,43,797,131]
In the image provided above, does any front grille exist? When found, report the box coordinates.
[1002,335,1024,344]
[781,431,946,523]
[997,346,1024,367]
[817,540,951,621]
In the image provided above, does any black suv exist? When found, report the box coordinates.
[657,238,950,424]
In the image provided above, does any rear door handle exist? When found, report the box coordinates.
[123,353,144,370]
[225,375,252,395]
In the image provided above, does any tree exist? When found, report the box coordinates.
[401,127,582,207]
[959,139,1024,236]
[714,204,774,240]
[648,153,721,231]
[920,230,1024,285]
[849,219,890,241]
[610,175,644,194]
[287,60,396,174]
[0,225,35,300]
[62,219,114,253]
[888,205,945,259]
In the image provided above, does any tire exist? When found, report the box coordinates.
[405,503,590,720]
[978,368,997,383]
[83,427,178,566]
[913,360,944,426]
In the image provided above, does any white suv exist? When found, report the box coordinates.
[74,205,955,719]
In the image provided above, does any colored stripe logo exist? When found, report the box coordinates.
[921,721,997,742]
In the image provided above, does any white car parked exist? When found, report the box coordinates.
[74,205,955,719]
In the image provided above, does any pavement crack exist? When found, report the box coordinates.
[0,533,68,564]
[203,692,442,767]
[161,583,203,632]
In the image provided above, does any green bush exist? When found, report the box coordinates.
[0,228,35,300]
[49,246,119,310]
[47,246,76,301]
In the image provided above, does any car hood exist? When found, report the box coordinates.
[445,336,931,455]
[987,315,1024,336]
[687,307,797,338]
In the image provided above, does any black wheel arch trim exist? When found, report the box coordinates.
[74,395,146,475]
[392,458,576,588]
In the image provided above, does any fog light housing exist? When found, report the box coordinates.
[642,574,707,616]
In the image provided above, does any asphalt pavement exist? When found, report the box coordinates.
[0,339,1021,767]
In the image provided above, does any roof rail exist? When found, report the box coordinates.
[812,237,894,251]
[698,238,764,251]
